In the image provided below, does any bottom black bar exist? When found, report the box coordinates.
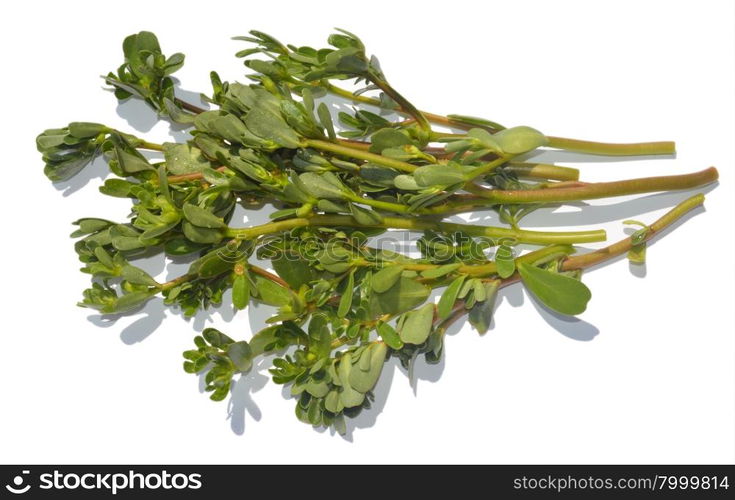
[0,465,732,498]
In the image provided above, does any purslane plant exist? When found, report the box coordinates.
[38,30,718,434]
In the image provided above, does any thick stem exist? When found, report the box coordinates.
[174,97,207,114]
[561,193,705,270]
[225,214,607,245]
[249,264,291,289]
[506,162,580,182]
[472,167,718,204]
[379,244,574,277]
[546,136,675,156]
[492,193,707,292]
[318,83,676,156]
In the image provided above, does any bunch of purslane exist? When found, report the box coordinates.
[37,30,717,433]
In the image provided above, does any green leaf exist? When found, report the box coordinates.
[203,327,234,348]
[467,128,501,150]
[71,218,115,237]
[299,172,349,200]
[446,114,505,130]
[182,203,227,229]
[68,122,108,139]
[371,265,404,293]
[628,243,646,264]
[393,174,421,190]
[437,275,466,319]
[306,380,330,398]
[249,326,279,357]
[414,164,467,187]
[189,250,233,279]
[370,277,430,315]
[243,103,301,148]
[317,102,336,140]
[121,265,158,286]
[163,52,185,74]
[359,164,398,188]
[350,203,382,225]
[232,273,250,310]
[99,179,136,198]
[162,142,210,175]
[308,313,332,358]
[493,126,548,154]
[399,303,434,345]
[182,221,223,244]
[44,155,95,182]
[111,235,146,251]
[254,276,293,306]
[105,134,153,174]
[420,262,462,279]
[468,281,499,334]
[227,341,253,372]
[377,322,403,350]
[111,291,152,314]
[368,128,412,153]
[348,342,387,392]
[337,353,365,408]
[165,238,205,256]
[337,271,354,318]
[324,389,343,414]
[495,244,516,278]
[210,384,230,401]
[518,262,591,315]
[272,255,315,289]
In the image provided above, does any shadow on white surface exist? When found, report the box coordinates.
[227,357,270,435]
[525,149,676,164]
[458,185,717,229]
[629,261,646,278]
[528,291,600,342]
[74,84,714,438]
[52,155,110,197]
[114,78,207,138]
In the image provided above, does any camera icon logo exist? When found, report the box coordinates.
[5,470,31,494]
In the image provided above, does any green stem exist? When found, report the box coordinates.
[465,156,509,181]
[316,83,675,156]
[160,273,192,291]
[174,97,206,115]
[506,162,579,182]
[138,140,164,151]
[364,243,574,277]
[472,167,718,204]
[304,139,417,173]
[561,193,705,270]
[346,194,410,214]
[443,192,710,332]
[226,214,607,245]
[546,136,676,156]
[249,264,291,289]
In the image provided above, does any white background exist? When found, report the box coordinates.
[0,0,733,464]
